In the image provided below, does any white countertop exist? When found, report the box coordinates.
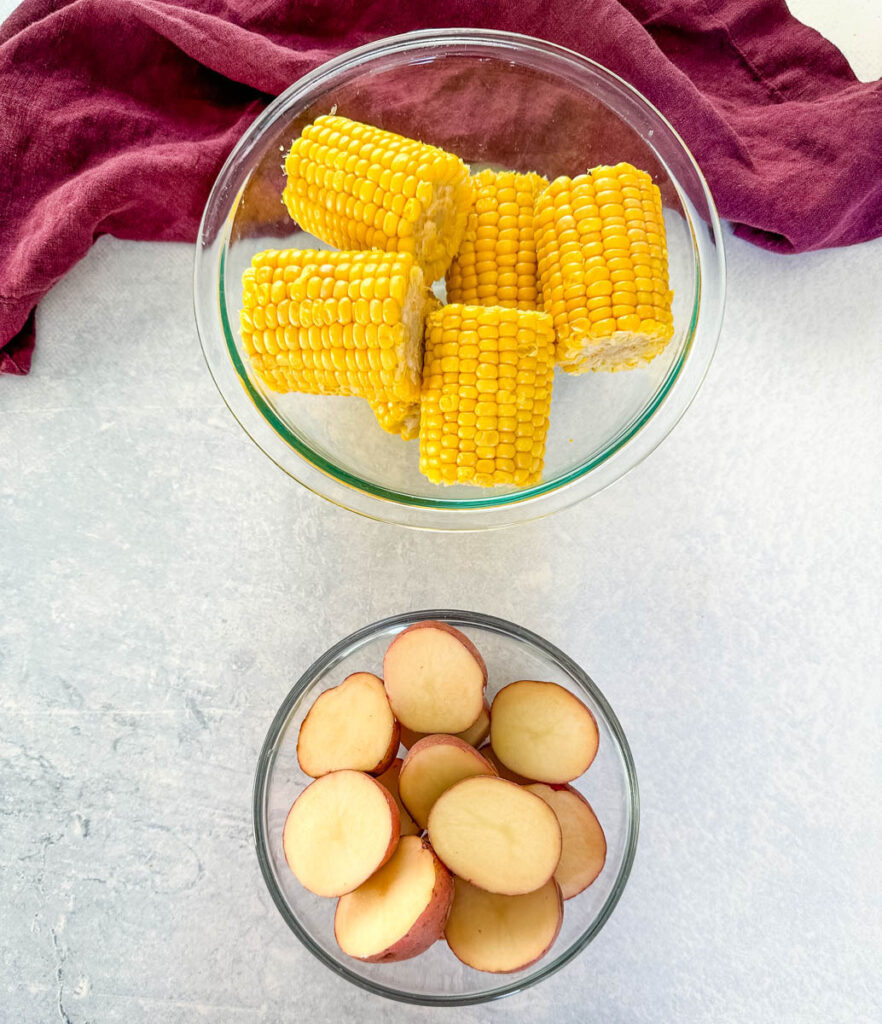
[2,2,880,1021]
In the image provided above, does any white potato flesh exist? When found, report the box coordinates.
[427,776,561,895]
[383,623,486,734]
[490,680,599,783]
[445,876,563,973]
[297,672,397,777]
[399,737,496,828]
[283,770,397,897]
[400,700,491,750]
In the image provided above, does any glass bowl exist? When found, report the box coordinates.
[195,30,725,529]
[253,609,639,1005]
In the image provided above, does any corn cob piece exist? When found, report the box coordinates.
[364,295,440,440]
[240,249,428,402]
[446,169,548,310]
[419,304,555,487]
[366,396,420,441]
[283,115,473,283]
[535,163,674,373]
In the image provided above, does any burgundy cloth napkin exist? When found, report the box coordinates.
[1,0,880,376]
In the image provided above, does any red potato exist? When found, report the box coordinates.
[398,735,497,829]
[283,770,399,897]
[490,680,599,784]
[524,784,607,899]
[399,700,491,751]
[478,743,534,785]
[297,672,399,778]
[445,876,563,973]
[334,836,454,962]
[383,622,487,734]
[427,776,562,895]
[375,758,421,837]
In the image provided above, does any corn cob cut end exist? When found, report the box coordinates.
[556,317,674,374]
[366,293,442,439]
[282,115,473,283]
[536,163,674,373]
[367,396,420,441]
[239,249,428,402]
[414,177,474,283]
[419,303,555,488]
[446,168,548,311]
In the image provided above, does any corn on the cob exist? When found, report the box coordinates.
[535,163,674,373]
[446,169,547,310]
[240,249,427,402]
[283,115,473,283]
[419,304,555,487]
[366,396,420,441]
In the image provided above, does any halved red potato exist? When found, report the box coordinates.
[445,876,563,973]
[399,700,491,750]
[334,835,454,962]
[383,622,487,734]
[297,672,399,778]
[524,784,607,898]
[283,770,399,897]
[478,743,534,785]
[398,735,497,829]
[375,758,421,837]
[490,680,599,783]
[427,776,562,895]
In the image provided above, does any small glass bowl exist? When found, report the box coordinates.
[195,30,724,529]
[253,609,639,1005]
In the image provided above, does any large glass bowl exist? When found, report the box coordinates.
[253,609,639,1005]
[195,30,725,529]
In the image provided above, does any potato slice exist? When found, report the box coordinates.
[297,672,399,778]
[283,770,399,897]
[335,836,454,962]
[427,776,561,895]
[399,700,491,750]
[490,680,599,783]
[445,877,563,973]
[398,735,496,829]
[478,743,534,785]
[383,622,487,733]
[524,784,607,898]
[375,758,421,837]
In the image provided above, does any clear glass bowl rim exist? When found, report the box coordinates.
[195,28,725,530]
[252,608,640,1006]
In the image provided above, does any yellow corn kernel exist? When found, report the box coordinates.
[446,169,548,310]
[283,115,474,283]
[240,249,428,401]
[535,164,674,372]
[419,304,555,487]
